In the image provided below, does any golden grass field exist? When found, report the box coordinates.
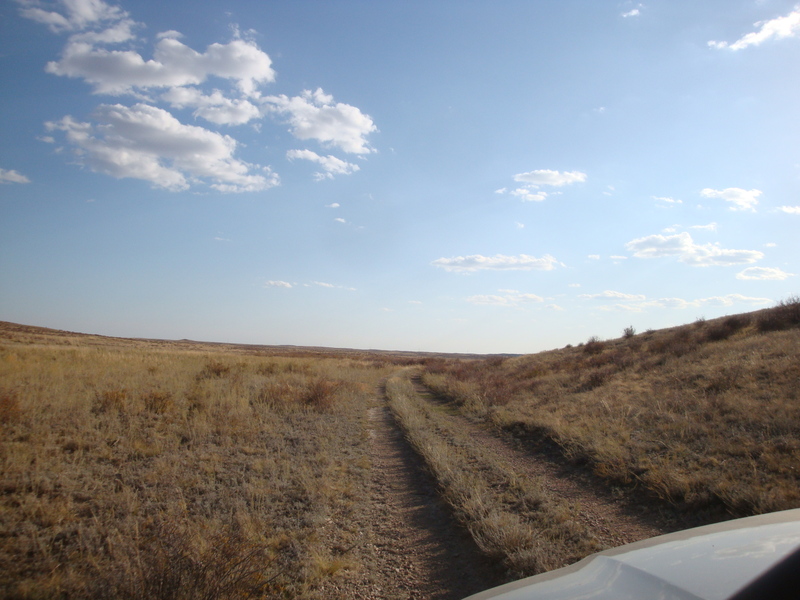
[0,324,400,598]
[1,297,798,598]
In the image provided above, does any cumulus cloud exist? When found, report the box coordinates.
[625,232,764,266]
[736,267,795,280]
[162,87,261,125]
[701,187,761,211]
[0,168,31,184]
[46,34,275,97]
[325,202,340,208]
[17,0,128,33]
[509,188,548,202]
[467,291,544,306]
[709,8,800,50]
[431,253,560,273]
[45,104,278,192]
[513,169,587,187]
[580,290,646,301]
[286,149,359,180]
[20,0,376,192]
[264,280,293,288]
[262,88,376,154]
[499,169,585,203]
[778,205,800,214]
[691,222,718,231]
[653,196,682,205]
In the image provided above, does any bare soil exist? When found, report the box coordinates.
[319,387,506,599]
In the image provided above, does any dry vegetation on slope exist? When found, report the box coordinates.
[420,298,800,518]
[0,335,397,599]
[1,298,798,598]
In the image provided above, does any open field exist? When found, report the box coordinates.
[1,299,799,598]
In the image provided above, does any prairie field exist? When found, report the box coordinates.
[1,299,799,598]
[0,325,399,599]
[419,299,800,518]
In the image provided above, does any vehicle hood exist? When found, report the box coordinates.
[465,508,800,600]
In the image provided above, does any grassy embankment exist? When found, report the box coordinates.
[419,298,800,518]
[0,334,396,599]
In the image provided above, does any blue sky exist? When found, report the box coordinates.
[1,0,798,354]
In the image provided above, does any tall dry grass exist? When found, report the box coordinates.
[0,341,393,599]
[421,300,800,517]
[385,374,600,579]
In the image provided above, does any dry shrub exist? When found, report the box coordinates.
[649,328,695,357]
[95,520,279,600]
[757,295,800,332]
[583,336,605,355]
[302,378,343,411]
[704,314,751,342]
[0,389,21,424]
[93,388,129,414]
[198,360,231,379]
[143,391,174,415]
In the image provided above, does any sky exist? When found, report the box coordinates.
[1,0,799,354]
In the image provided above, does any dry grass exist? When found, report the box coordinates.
[385,375,600,579]
[0,338,395,599]
[421,299,800,517]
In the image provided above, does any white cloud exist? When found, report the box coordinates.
[17,0,128,33]
[510,188,548,202]
[653,196,682,204]
[610,255,628,260]
[778,205,800,214]
[23,2,377,191]
[513,169,587,187]
[46,35,276,97]
[691,222,718,231]
[580,290,646,301]
[588,255,600,260]
[568,283,581,288]
[0,168,31,184]
[625,232,764,266]
[286,148,359,180]
[709,8,800,50]
[432,253,560,273]
[515,222,525,229]
[262,88,376,154]
[409,300,423,305]
[599,294,771,311]
[325,202,340,208]
[334,217,346,223]
[701,187,761,211]
[736,267,795,280]
[622,8,641,18]
[162,87,261,125]
[467,291,544,306]
[312,281,356,291]
[265,280,292,288]
[45,104,278,192]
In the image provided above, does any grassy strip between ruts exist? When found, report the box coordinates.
[385,373,601,579]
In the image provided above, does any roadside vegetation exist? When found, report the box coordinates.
[385,374,601,578]
[420,297,800,518]
[0,332,396,599]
